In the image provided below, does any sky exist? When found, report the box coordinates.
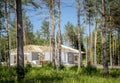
[25,0,93,36]
[26,0,77,32]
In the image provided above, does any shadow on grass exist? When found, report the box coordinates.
[23,74,63,83]
[109,69,120,78]
[0,65,120,83]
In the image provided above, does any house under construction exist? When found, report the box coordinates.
[10,45,84,66]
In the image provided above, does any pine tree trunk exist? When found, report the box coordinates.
[118,30,120,66]
[94,21,97,65]
[58,0,62,68]
[110,30,113,66]
[110,15,113,66]
[112,33,114,65]
[89,15,93,64]
[51,0,56,68]
[5,0,10,68]
[91,32,93,64]
[14,0,17,48]
[23,28,26,45]
[102,0,109,75]
[0,30,1,65]
[16,0,24,79]
[76,0,82,68]
[23,15,27,46]
[86,34,88,65]
[49,10,52,62]
[114,34,117,64]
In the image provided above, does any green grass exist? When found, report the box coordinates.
[0,65,120,83]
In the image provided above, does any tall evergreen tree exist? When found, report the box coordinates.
[16,0,24,79]
[42,0,56,68]
[51,0,56,68]
[4,0,10,67]
[40,20,50,40]
[101,0,109,76]
[57,0,62,68]
[22,11,35,45]
[0,0,4,65]
[83,0,96,64]
[76,0,82,68]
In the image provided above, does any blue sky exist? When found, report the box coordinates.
[25,0,93,36]
[26,0,77,32]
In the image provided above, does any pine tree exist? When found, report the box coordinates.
[76,0,82,68]
[101,0,109,76]
[4,0,10,67]
[16,0,24,79]
[57,0,62,68]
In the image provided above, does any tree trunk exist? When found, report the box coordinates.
[76,0,82,68]
[49,11,52,61]
[118,30,120,66]
[86,34,88,65]
[5,0,10,68]
[58,0,62,68]
[110,29,113,66]
[94,21,97,66]
[16,0,24,79]
[0,30,1,65]
[14,0,17,49]
[102,0,109,75]
[51,0,56,68]
[114,34,117,64]
[112,33,115,65]
[89,15,93,64]
[91,31,93,64]
[110,15,113,66]
[23,16,27,46]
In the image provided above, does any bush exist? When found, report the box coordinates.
[109,69,120,77]
[70,65,78,71]
[45,61,52,67]
[81,64,97,75]
[41,62,54,70]
[25,63,32,73]
[0,66,17,82]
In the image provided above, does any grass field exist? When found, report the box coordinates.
[0,64,120,83]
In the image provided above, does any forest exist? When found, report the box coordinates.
[0,0,120,83]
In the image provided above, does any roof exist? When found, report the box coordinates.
[10,45,84,53]
[11,45,42,52]
[61,45,84,53]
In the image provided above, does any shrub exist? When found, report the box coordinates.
[70,65,78,71]
[59,64,65,70]
[25,63,32,73]
[81,64,97,75]
[0,66,17,82]
[42,61,52,68]
[109,69,120,77]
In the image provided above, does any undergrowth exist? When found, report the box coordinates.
[0,64,120,83]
